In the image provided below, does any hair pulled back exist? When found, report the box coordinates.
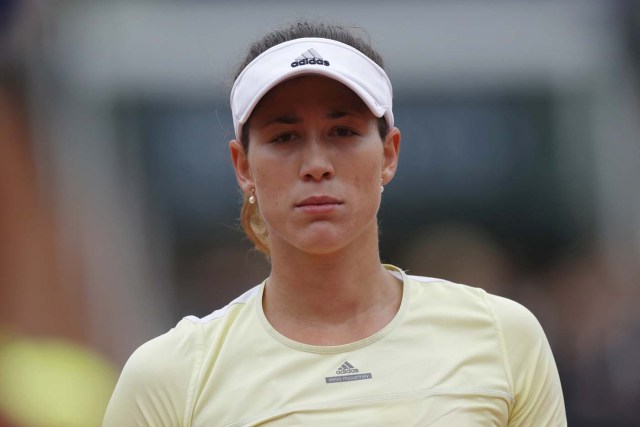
[233,21,388,256]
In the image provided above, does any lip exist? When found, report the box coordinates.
[295,195,343,214]
[296,195,342,207]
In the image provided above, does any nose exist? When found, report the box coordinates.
[299,135,335,182]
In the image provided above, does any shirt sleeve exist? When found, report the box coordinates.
[102,319,201,427]
[487,294,567,427]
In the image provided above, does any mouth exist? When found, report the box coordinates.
[295,195,343,213]
[296,195,342,207]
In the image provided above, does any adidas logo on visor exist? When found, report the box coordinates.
[291,48,330,68]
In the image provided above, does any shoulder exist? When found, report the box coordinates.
[484,293,545,344]
[122,317,203,383]
[406,273,539,331]
[407,272,549,371]
[405,273,494,316]
[405,273,566,425]
[480,293,555,384]
[480,294,566,426]
[103,319,202,426]
[113,284,260,381]
[121,284,262,384]
[103,284,262,426]
[406,272,485,297]
[182,284,260,326]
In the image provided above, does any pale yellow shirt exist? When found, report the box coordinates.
[103,266,566,426]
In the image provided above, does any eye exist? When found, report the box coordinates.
[271,132,298,143]
[330,127,359,138]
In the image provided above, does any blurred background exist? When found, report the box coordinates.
[1,0,639,425]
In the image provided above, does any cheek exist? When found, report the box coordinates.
[249,154,284,189]
[350,152,383,190]
[250,162,289,213]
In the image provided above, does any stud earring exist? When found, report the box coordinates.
[248,188,256,204]
[380,178,385,193]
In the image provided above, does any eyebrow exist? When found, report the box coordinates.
[262,115,300,127]
[326,111,350,120]
[261,110,362,128]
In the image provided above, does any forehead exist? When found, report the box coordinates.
[251,75,371,118]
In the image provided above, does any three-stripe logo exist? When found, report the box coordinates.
[291,48,330,67]
[336,361,359,375]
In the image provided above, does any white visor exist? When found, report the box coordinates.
[230,37,394,140]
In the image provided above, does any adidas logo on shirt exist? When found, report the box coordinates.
[325,361,372,384]
[291,48,330,67]
[335,361,359,375]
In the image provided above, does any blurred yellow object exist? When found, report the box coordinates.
[0,332,117,427]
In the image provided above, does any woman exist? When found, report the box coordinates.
[103,21,566,426]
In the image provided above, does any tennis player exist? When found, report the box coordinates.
[103,21,566,426]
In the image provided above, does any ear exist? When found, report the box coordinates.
[381,127,401,185]
[229,139,254,193]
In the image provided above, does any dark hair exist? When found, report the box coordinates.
[233,21,389,256]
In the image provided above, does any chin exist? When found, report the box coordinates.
[295,236,348,255]
[299,244,349,256]
[270,217,377,256]
[290,227,354,255]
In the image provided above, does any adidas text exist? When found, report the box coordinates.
[336,367,359,375]
[291,58,330,67]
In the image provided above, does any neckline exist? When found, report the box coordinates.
[255,264,409,354]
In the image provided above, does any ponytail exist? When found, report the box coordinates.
[240,194,270,256]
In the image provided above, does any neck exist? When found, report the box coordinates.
[263,225,403,345]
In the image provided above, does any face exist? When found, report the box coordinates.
[230,75,400,256]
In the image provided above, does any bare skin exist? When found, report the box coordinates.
[230,76,402,345]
